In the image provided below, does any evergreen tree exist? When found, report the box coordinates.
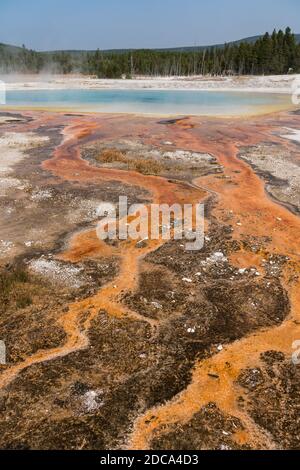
[1,27,299,77]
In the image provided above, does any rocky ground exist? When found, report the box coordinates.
[239,141,300,215]
[0,109,299,450]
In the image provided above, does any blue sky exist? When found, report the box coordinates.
[1,0,300,51]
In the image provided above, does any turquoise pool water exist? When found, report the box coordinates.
[3,89,291,115]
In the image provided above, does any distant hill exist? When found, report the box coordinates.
[156,33,300,52]
[1,33,300,55]
[0,43,24,55]
[2,30,300,77]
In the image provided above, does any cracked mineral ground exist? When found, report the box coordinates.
[0,109,300,450]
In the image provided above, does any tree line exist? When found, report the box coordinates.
[1,28,299,77]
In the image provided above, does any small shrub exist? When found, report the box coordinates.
[96,148,164,175]
[0,267,31,308]
[97,148,127,164]
[16,295,32,309]
[0,268,29,297]
[131,158,163,175]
